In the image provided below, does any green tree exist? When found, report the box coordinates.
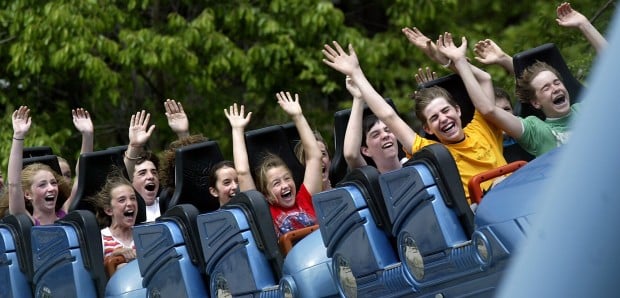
[0,0,615,172]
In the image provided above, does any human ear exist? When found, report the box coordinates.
[209,187,219,198]
[360,146,371,157]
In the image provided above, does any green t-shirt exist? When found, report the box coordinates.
[517,103,580,157]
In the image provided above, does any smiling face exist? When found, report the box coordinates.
[530,70,571,118]
[361,120,399,162]
[105,184,137,229]
[265,166,297,208]
[209,165,239,206]
[422,97,464,144]
[25,170,59,213]
[317,141,331,185]
[132,160,159,206]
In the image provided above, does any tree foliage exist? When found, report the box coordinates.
[0,0,615,171]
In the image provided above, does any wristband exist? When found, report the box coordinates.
[124,150,143,161]
[13,137,24,141]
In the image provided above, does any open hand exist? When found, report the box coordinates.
[128,110,155,146]
[12,106,32,138]
[164,99,189,136]
[72,108,93,135]
[276,91,302,117]
[322,41,360,76]
[224,103,252,129]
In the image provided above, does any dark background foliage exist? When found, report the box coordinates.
[0,0,615,170]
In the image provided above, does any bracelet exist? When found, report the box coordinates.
[124,150,143,161]
[13,137,24,141]
[442,59,452,68]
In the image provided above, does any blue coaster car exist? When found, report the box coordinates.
[105,204,208,298]
[314,143,558,297]
[30,210,107,298]
[0,214,34,298]
[197,189,338,297]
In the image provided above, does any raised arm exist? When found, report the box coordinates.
[276,92,322,195]
[124,111,156,179]
[8,106,32,217]
[343,76,368,169]
[438,33,524,138]
[164,99,190,139]
[224,103,256,191]
[322,41,417,155]
[402,27,450,66]
[556,2,607,54]
[474,39,514,75]
[63,108,94,212]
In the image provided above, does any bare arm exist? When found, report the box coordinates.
[8,106,32,218]
[322,42,417,155]
[225,103,256,191]
[63,108,94,212]
[276,92,323,195]
[343,76,368,169]
[124,111,156,179]
[556,2,607,53]
[438,33,524,138]
[164,99,190,139]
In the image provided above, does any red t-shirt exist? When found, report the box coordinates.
[269,184,316,237]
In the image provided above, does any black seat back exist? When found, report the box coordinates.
[418,74,475,141]
[330,98,401,184]
[56,210,107,297]
[23,146,53,158]
[69,149,147,223]
[0,214,34,285]
[245,124,304,190]
[406,144,475,236]
[513,43,584,119]
[164,141,223,214]
[224,190,284,279]
[22,155,62,177]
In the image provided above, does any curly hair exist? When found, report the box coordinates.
[516,61,563,104]
[159,134,208,189]
[0,163,72,218]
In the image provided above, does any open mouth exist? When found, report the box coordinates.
[145,183,156,192]
[123,210,135,218]
[381,142,394,149]
[281,190,292,200]
[44,195,55,202]
[552,94,566,105]
[441,123,455,133]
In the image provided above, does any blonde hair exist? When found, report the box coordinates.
[0,163,72,218]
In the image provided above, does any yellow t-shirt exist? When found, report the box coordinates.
[410,111,506,204]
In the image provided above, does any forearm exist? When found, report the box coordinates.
[349,69,397,121]
[123,144,144,180]
[231,127,255,191]
[343,97,367,168]
[293,113,322,194]
[7,138,26,215]
[453,58,495,115]
[579,22,608,53]
[469,63,496,106]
